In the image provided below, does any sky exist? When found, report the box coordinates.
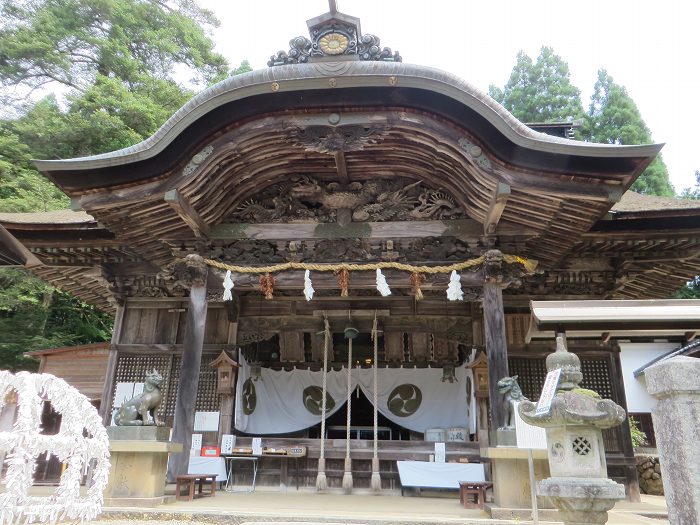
[197,0,699,194]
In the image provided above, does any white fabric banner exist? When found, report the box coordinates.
[234,355,472,435]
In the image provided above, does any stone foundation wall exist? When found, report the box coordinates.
[636,455,664,495]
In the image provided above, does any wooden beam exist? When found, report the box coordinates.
[484,183,510,235]
[200,219,536,242]
[164,189,210,239]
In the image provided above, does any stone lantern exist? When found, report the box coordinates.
[210,351,239,395]
[519,336,626,525]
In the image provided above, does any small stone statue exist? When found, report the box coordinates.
[114,369,164,426]
[497,375,528,429]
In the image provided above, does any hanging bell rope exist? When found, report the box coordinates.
[316,316,331,491]
[342,326,354,493]
[370,312,381,492]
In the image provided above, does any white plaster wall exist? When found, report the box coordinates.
[619,342,678,413]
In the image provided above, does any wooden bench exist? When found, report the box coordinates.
[175,473,217,501]
[459,481,493,509]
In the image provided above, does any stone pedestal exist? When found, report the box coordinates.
[104,426,182,507]
[481,447,557,520]
[645,356,700,525]
[539,478,625,525]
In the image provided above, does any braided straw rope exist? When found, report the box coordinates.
[315,317,331,491]
[370,314,381,492]
[204,255,537,275]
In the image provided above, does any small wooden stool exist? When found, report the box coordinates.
[175,474,217,501]
[459,481,493,509]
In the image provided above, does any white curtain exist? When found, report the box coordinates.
[234,355,474,435]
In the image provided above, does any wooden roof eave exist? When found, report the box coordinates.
[32,62,663,185]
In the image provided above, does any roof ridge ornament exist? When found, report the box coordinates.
[267,6,401,67]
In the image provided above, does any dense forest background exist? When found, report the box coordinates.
[0,1,697,370]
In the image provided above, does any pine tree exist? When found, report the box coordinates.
[488,47,584,123]
[583,70,674,196]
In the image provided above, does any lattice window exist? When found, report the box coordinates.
[114,354,173,423]
[507,357,547,401]
[196,354,220,411]
[572,436,592,456]
[115,352,220,426]
[580,359,614,401]
[403,333,412,363]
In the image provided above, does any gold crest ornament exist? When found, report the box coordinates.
[319,33,349,55]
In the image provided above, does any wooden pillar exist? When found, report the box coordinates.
[483,281,508,432]
[98,304,125,426]
[610,348,641,502]
[167,255,208,481]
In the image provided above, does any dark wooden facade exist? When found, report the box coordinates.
[3,5,700,496]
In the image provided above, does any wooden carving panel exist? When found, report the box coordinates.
[280,330,305,362]
[384,332,404,363]
[432,335,459,363]
[411,332,430,362]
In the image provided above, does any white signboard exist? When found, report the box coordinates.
[113,382,135,408]
[252,437,263,456]
[194,411,220,431]
[434,442,446,463]
[191,433,203,452]
[535,368,562,416]
[221,434,235,454]
[514,401,547,449]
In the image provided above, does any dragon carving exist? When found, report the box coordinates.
[227,176,465,224]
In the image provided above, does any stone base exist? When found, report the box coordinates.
[538,477,625,525]
[495,428,516,447]
[104,427,183,504]
[481,447,552,509]
[484,504,560,521]
[104,495,175,508]
[107,425,171,441]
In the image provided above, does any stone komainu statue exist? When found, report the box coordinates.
[496,375,528,429]
[114,369,164,426]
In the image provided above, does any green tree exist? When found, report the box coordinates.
[673,171,700,298]
[680,171,700,200]
[0,0,228,104]
[582,69,673,196]
[0,268,112,371]
[0,1,249,370]
[489,47,584,123]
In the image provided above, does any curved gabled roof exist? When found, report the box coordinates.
[35,60,661,178]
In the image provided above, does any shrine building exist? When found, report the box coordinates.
[3,3,700,500]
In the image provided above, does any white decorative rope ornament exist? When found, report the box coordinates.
[375,269,391,297]
[0,371,110,525]
[303,269,315,302]
[222,270,234,301]
[446,270,464,301]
